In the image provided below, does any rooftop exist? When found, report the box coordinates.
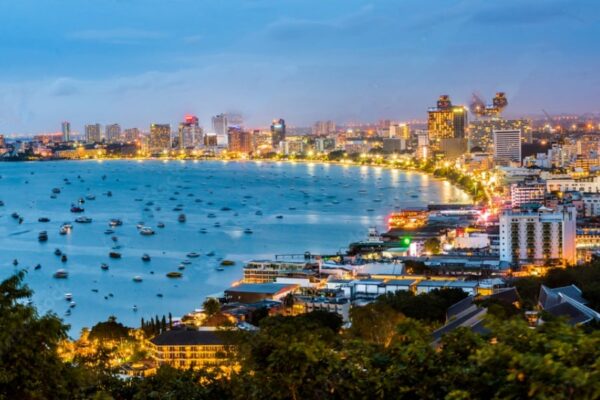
[150,328,225,346]
[225,283,298,295]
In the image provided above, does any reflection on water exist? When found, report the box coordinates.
[0,160,469,334]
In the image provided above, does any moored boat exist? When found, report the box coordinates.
[53,269,68,279]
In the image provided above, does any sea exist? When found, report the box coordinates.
[0,160,470,335]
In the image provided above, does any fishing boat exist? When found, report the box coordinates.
[178,213,186,223]
[186,252,200,258]
[109,252,122,259]
[54,248,62,256]
[64,293,73,301]
[53,269,68,279]
[75,216,92,223]
[255,210,263,216]
[166,271,183,278]
[101,263,109,271]
[133,276,143,283]
[276,215,283,219]
[109,218,123,227]
[38,231,48,242]
[52,188,61,194]
[34,264,41,270]
[220,260,235,266]
[141,254,151,262]
[85,194,96,200]
[216,267,225,271]
[207,213,216,218]
[38,217,50,223]
[11,212,19,219]
[61,254,68,262]
[70,205,85,213]
[244,228,253,234]
[157,222,165,228]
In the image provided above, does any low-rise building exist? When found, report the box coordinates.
[224,283,299,303]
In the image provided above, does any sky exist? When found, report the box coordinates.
[0,0,599,134]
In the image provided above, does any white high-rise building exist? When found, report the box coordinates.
[85,123,102,143]
[61,121,71,142]
[499,206,576,266]
[211,114,228,136]
[493,129,521,164]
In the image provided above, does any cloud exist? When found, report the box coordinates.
[48,77,81,96]
[67,28,167,44]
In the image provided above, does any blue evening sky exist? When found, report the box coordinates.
[0,0,598,134]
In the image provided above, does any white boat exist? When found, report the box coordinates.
[53,269,68,279]
[75,216,92,223]
[139,227,155,236]
[186,252,200,258]
[64,293,73,301]
[133,276,143,282]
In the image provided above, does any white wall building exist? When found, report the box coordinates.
[493,129,521,164]
[546,175,600,194]
[499,206,577,265]
[510,181,546,208]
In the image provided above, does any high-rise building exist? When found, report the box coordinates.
[499,206,576,266]
[149,124,171,153]
[252,130,274,154]
[123,128,141,142]
[271,119,286,149]
[493,129,522,164]
[427,95,468,145]
[469,119,531,151]
[510,181,547,208]
[227,127,252,153]
[61,121,71,142]
[211,114,228,136]
[389,123,410,140]
[178,115,203,150]
[105,124,121,143]
[313,120,336,135]
[85,123,102,143]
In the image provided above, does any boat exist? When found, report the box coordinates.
[78,198,85,204]
[54,248,62,256]
[34,264,41,270]
[133,276,143,282]
[109,252,121,259]
[75,216,92,223]
[139,227,155,236]
[61,254,68,262]
[52,188,61,194]
[178,214,186,223]
[220,260,235,266]
[181,260,191,265]
[11,212,19,219]
[50,195,57,199]
[156,293,163,298]
[70,205,85,213]
[104,229,114,235]
[59,224,72,235]
[38,231,48,242]
[177,265,186,271]
[186,252,200,258]
[38,217,50,223]
[216,267,225,271]
[276,215,283,219]
[255,210,263,216]
[244,228,253,234]
[111,236,118,242]
[106,191,113,197]
[133,305,138,312]
[206,251,215,257]
[101,263,109,271]
[53,269,68,279]
[199,228,207,234]
[221,207,232,211]
[207,213,216,218]
[85,194,96,200]
[214,222,221,228]
[141,254,151,262]
[166,271,183,278]
[12,259,18,266]
[109,218,123,227]
[157,222,165,228]
[64,293,73,301]
[69,301,76,308]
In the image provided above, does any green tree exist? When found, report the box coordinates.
[203,298,221,317]
[424,237,441,254]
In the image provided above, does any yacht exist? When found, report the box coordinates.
[75,216,92,223]
[53,269,68,279]
[71,205,85,213]
[69,301,76,308]
[139,227,155,236]
[64,293,73,301]
[38,231,48,242]
[109,218,123,227]
[133,276,143,283]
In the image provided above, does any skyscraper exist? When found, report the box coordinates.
[61,121,71,142]
[178,115,203,150]
[211,114,228,136]
[85,123,102,143]
[493,129,522,164]
[149,124,171,153]
[427,95,468,144]
[313,120,336,135]
[389,123,409,139]
[271,118,286,149]
[227,127,252,153]
[105,124,121,143]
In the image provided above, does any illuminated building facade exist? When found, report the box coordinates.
[85,123,102,143]
[178,115,203,149]
[252,130,273,154]
[469,119,531,151]
[499,206,577,266]
[149,123,171,153]
[149,328,230,370]
[389,123,410,139]
[61,121,71,142]
[271,118,286,149]
[211,114,228,136]
[105,123,121,143]
[427,95,468,146]
[227,127,252,153]
[313,120,336,135]
[123,128,140,142]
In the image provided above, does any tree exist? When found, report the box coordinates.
[203,298,221,317]
[424,238,441,254]
[348,303,404,347]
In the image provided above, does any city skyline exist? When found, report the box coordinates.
[0,0,599,134]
